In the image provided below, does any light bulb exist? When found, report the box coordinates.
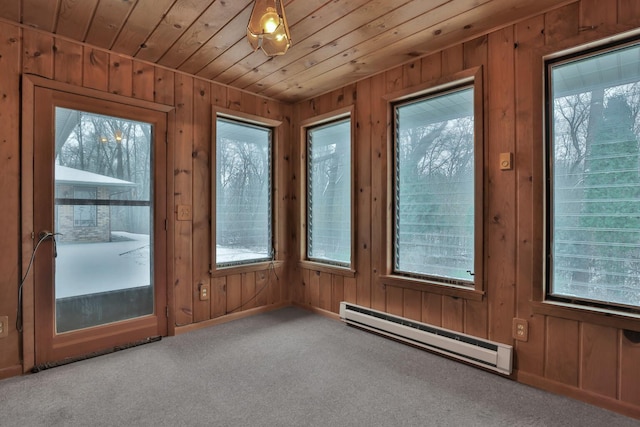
[260,8,280,34]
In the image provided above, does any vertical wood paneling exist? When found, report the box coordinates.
[1,18,295,378]
[462,34,488,339]
[309,270,320,307]
[108,54,133,97]
[1,3,638,417]
[486,26,517,345]
[385,67,403,93]
[226,87,243,111]
[356,79,372,309]
[0,22,21,369]
[192,79,211,323]
[319,272,332,311]
[403,289,421,321]
[132,61,155,102]
[268,266,281,306]
[514,14,546,374]
[580,0,617,27]
[620,333,640,406]
[332,275,344,313]
[368,74,386,312]
[441,44,464,75]
[154,68,175,106]
[386,285,403,316]
[545,317,580,386]
[173,73,194,326]
[241,272,257,311]
[343,277,357,304]
[402,60,422,89]
[421,52,442,82]
[83,48,109,92]
[226,274,242,314]
[211,276,227,319]
[618,0,640,25]
[581,323,618,398]
[53,38,83,86]
[255,270,269,307]
[544,3,580,45]
[23,30,54,79]
[302,268,311,306]
[441,296,464,332]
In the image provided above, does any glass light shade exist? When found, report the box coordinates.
[247,28,260,51]
[261,26,291,56]
[247,0,292,56]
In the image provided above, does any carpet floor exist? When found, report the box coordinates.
[0,307,637,426]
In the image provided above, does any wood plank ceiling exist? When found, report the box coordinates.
[1,0,571,103]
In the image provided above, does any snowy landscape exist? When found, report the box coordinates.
[55,231,151,299]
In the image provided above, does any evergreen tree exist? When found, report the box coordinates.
[578,95,640,304]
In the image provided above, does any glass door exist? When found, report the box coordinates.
[33,87,167,366]
[53,108,155,333]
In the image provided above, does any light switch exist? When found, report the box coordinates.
[499,152,513,170]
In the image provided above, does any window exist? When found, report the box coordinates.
[73,187,97,227]
[306,118,352,266]
[546,38,640,313]
[215,117,272,266]
[393,84,477,286]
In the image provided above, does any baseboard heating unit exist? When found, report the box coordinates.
[339,302,512,375]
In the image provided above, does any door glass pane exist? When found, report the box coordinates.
[54,107,154,333]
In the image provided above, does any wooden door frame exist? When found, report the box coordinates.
[21,75,175,372]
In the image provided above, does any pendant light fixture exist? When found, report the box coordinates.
[247,0,292,56]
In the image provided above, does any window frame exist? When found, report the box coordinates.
[543,34,640,317]
[212,108,282,274]
[381,67,485,301]
[299,107,356,276]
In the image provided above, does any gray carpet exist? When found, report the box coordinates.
[0,307,637,426]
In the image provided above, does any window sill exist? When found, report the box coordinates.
[298,260,356,277]
[531,301,640,332]
[211,260,283,277]
[380,275,484,301]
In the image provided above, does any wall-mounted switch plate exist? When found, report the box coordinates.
[500,152,513,170]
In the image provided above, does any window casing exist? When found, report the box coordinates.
[215,117,273,267]
[306,118,352,266]
[392,84,477,287]
[546,37,640,314]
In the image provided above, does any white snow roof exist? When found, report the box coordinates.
[55,165,136,187]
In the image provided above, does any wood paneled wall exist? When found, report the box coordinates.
[0,0,639,420]
[291,0,640,418]
[0,20,291,378]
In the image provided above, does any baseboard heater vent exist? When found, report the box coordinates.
[339,302,512,375]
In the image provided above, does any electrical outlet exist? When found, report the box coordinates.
[199,283,210,301]
[0,316,8,338]
[512,318,528,342]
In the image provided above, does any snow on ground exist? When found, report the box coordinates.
[216,246,269,264]
[55,232,150,299]
[54,233,269,298]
